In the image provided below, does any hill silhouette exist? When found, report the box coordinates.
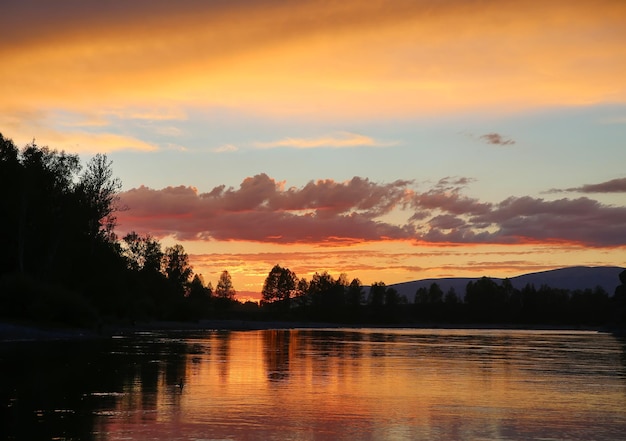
[389,266,625,302]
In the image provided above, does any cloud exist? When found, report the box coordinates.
[116,174,626,248]
[479,133,515,146]
[154,126,183,137]
[253,132,395,149]
[547,177,626,194]
[5,0,625,127]
[117,174,416,244]
[571,178,626,193]
[0,108,172,153]
[435,176,476,188]
[213,144,239,153]
[7,128,158,153]
[411,187,492,217]
[599,116,626,124]
[466,196,626,247]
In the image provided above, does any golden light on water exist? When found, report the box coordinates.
[91,329,626,440]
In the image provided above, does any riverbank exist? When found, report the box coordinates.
[0,319,336,342]
[0,320,98,342]
[2,318,622,342]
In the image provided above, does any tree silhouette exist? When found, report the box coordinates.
[75,153,121,242]
[368,282,386,308]
[444,287,459,304]
[187,274,212,319]
[292,277,310,312]
[346,278,364,308]
[216,270,236,299]
[261,264,297,311]
[465,277,505,321]
[164,244,193,297]
[612,270,626,325]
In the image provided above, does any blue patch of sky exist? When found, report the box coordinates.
[99,103,625,206]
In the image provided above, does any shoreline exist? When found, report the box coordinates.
[1,319,621,342]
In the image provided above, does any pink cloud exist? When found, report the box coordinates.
[117,174,416,243]
[410,182,492,217]
[468,196,626,246]
[117,175,626,248]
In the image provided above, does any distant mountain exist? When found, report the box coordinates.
[388,266,625,302]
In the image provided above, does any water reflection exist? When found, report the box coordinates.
[264,330,291,381]
[1,329,625,440]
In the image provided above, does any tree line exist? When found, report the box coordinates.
[1,133,624,329]
[260,264,626,326]
[0,134,245,327]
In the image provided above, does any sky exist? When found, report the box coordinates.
[2,0,625,301]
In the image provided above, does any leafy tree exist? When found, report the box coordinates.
[0,134,21,274]
[384,287,403,307]
[465,277,505,321]
[187,274,212,318]
[536,284,569,323]
[612,270,626,325]
[122,232,164,274]
[142,237,164,275]
[75,154,121,242]
[428,283,444,303]
[188,274,210,298]
[261,264,297,309]
[337,273,349,289]
[415,286,429,304]
[569,286,609,324]
[216,270,236,300]
[292,277,310,310]
[0,136,131,325]
[16,142,81,276]
[164,244,193,296]
[368,282,386,308]
[309,271,345,319]
[444,287,459,304]
[309,272,335,296]
[346,278,364,308]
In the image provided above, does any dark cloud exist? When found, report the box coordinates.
[479,133,515,146]
[117,174,626,248]
[413,192,626,247]
[466,196,626,247]
[411,188,492,216]
[557,177,626,193]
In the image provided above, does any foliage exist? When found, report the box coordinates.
[215,270,236,303]
[0,134,210,326]
[261,265,297,310]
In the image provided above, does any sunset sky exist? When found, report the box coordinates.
[2,0,625,301]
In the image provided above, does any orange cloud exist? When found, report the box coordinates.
[2,126,157,154]
[2,0,625,126]
[253,132,396,149]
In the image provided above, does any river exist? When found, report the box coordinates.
[2,328,625,440]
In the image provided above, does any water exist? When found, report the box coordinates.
[1,328,625,440]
